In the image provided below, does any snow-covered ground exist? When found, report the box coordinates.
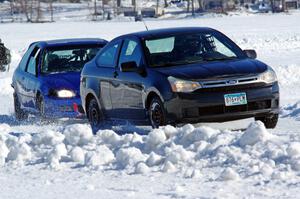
[1,12,300,199]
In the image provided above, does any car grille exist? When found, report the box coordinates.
[183,100,272,117]
[197,82,266,93]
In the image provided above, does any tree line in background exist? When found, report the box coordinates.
[5,0,290,22]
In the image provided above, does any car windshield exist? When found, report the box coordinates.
[41,45,102,74]
[144,31,246,68]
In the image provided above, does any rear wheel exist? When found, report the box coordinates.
[14,93,28,120]
[255,114,278,129]
[148,97,166,128]
[87,98,103,133]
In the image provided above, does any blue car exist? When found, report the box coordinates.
[12,38,108,120]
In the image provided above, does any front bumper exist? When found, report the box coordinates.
[43,96,85,119]
[164,82,279,124]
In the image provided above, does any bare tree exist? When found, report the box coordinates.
[164,0,168,7]
[197,0,204,11]
[36,0,41,22]
[281,0,286,11]
[191,0,195,16]
[49,0,54,22]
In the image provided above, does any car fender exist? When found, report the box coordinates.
[81,77,102,113]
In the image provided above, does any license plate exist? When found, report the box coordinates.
[224,93,247,106]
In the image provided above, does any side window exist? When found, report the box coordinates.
[26,47,40,75]
[19,45,35,71]
[96,42,120,68]
[119,39,142,67]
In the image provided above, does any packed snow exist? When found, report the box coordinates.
[1,11,300,199]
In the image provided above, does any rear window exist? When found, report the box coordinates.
[41,45,102,74]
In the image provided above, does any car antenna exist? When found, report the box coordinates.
[142,19,149,31]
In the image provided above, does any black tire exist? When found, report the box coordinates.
[148,97,166,128]
[14,93,28,120]
[37,95,45,118]
[87,98,103,132]
[255,114,278,129]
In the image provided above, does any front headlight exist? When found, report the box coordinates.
[258,68,277,84]
[56,89,76,98]
[168,76,201,93]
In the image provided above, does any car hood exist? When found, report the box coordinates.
[42,72,80,92]
[153,58,268,80]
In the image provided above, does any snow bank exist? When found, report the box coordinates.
[281,101,300,120]
[0,121,299,182]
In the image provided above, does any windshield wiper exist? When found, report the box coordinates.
[154,60,203,68]
[203,56,238,62]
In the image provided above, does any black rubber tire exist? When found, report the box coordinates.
[37,95,45,118]
[87,98,103,132]
[14,93,28,120]
[255,114,279,129]
[148,97,166,128]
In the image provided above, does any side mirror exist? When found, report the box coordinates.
[120,61,138,72]
[243,49,257,59]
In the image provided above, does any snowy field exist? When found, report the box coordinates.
[1,12,300,199]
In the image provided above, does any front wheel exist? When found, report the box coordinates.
[14,93,28,120]
[148,97,166,128]
[37,95,45,118]
[87,98,103,133]
[255,114,278,129]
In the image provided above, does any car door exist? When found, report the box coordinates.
[14,45,36,108]
[23,47,41,110]
[110,37,146,120]
[95,40,122,118]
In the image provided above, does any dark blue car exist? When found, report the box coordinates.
[12,38,108,120]
[80,27,279,129]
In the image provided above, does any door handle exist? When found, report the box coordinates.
[113,71,118,78]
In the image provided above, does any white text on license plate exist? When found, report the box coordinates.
[224,93,247,106]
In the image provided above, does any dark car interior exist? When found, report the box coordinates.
[146,33,237,68]
[42,46,100,74]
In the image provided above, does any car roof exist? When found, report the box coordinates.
[31,38,108,48]
[118,27,216,39]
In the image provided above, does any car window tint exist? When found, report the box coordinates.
[42,45,101,74]
[213,36,236,57]
[119,39,142,67]
[144,32,242,68]
[145,37,175,53]
[26,48,40,75]
[96,43,120,68]
[19,45,35,71]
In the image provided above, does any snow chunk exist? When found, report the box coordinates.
[32,130,65,146]
[0,138,9,166]
[239,121,273,147]
[135,162,150,174]
[146,129,167,150]
[116,147,146,168]
[162,125,178,138]
[48,143,67,169]
[70,146,85,163]
[287,142,300,158]
[146,152,163,167]
[0,123,11,135]
[162,161,177,173]
[219,168,240,181]
[97,130,121,147]
[84,145,115,167]
[63,124,93,146]
[165,144,195,164]
[7,142,32,166]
